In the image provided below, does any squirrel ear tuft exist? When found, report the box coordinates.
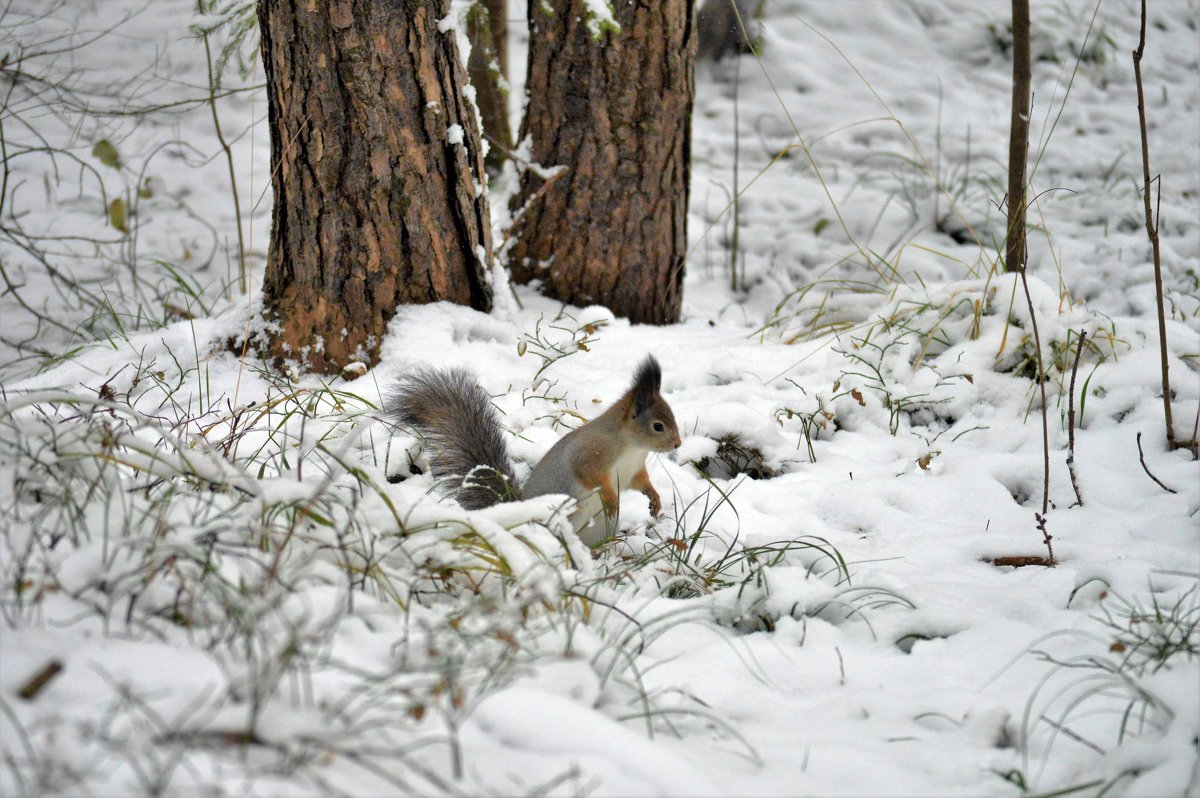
[631,356,661,412]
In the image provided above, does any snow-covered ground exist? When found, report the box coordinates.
[1,0,1197,795]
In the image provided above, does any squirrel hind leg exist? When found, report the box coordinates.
[570,492,615,547]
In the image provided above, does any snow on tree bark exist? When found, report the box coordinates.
[467,0,512,176]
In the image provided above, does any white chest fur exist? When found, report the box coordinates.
[610,446,649,491]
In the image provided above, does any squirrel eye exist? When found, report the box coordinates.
[653,421,665,432]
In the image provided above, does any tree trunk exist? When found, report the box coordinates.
[257,0,493,375]
[507,0,696,325]
[467,0,512,175]
[697,0,763,62]
[1005,0,1031,273]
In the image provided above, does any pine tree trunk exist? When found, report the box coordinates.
[1006,0,1031,273]
[467,0,512,175]
[257,0,493,375]
[697,0,763,62]
[508,0,696,325]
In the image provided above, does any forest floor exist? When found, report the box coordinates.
[1,1,1197,795]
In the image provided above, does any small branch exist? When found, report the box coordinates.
[1132,0,1176,449]
[499,165,568,251]
[17,660,64,700]
[1066,330,1086,507]
[1136,431,1177,494]
[1034,512,1055,566]
[481,133,526,166]
[987,555,1055,568]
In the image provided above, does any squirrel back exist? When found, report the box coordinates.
[384,367,519,509]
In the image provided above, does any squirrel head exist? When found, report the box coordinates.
[627,356,682,452]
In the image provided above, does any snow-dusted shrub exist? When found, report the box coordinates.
[0,384,592,793]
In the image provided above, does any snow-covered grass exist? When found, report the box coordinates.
[1,0,1197,795]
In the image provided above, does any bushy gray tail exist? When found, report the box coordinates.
[385,368,520,510]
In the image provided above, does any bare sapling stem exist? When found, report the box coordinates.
[1021,270,1051,517]
[1006,0,1049,525]
[1132,0,1177,450]
[1005,0,1031,274]
[1066,330,1085,507]
[202,29,248,295]
[730,49,742,292]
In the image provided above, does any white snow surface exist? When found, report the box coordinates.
[1,1,1198,796]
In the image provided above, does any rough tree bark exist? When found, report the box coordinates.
[467,0,512,175]
[1005,0,1031,272]
[257,0,493,374]
[507,0,696,325]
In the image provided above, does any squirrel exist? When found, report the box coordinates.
[385,356,682,546]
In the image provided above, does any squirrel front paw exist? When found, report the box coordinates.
[645,487,662,517]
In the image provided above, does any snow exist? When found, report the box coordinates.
[582,0,621,37]
[1,0,1198,796]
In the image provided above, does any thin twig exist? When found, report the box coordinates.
[731,49,741,292]
[1132,0,1175,450]
[17,660,63,700]
[201,29,248,295]
[499,165,568,251]
[1066,330,1086,507]
[1034,512,1055,566]
[1136,431,1177,494]
[1020,271,1050,516]
[251,111,313,216]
